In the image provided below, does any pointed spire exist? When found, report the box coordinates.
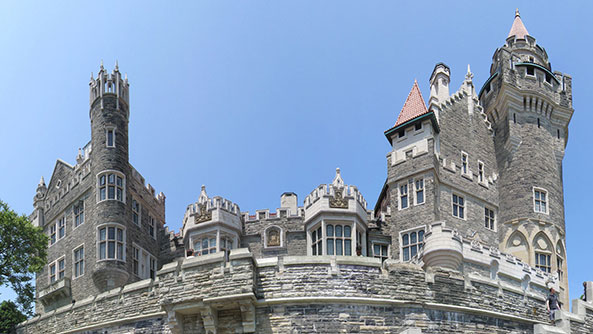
[508,8,529,40]
[38,176,46,188]
[100,59,104,70]
[465,64,473,81]
[90,72,94,81]
[394,80,430,127]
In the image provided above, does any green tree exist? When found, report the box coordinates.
[0,200,48,315]
[0,300,27,334]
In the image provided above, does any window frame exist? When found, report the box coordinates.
[97,170,126,203]
[96,223,126,263]
[452,193,466,219]
[72,244,85,279]
[325,223,353,256]
[372,242,389,262]
[148,214,156,239]
[400,226,425,262]
[48,261,57,284]
[49,223,57,246]
[399,182,409,210]
[132,243,156,279]
[192,235,218,256]
[414,177,424,205]
[73,199,85,229]
[478,160,485,184]
[106,127,116,148]
[484,207,495,231]
[533,187,549,214]
[461,151,469,176]
[57,216,66,240]
[132,198,141,226]
[535,251,551,273]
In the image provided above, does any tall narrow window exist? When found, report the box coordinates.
[399,183,408,209]
[148,215,156,239]
[534,188,548,213]
[461,152,469,175]
[401,228,424,261]
[150,258,156,279]
[132,246,140,275]
[49,262,56,283]
[415,178,424,204]
[556,256,564,281]
[452,194,465,219]
[58,258,65,280]
[484,207,495,230]
[58,217,65,239]
[98,172,125,202]
[132,199,140,225]
[478,161,485,183]
[98,225,125,261]
[73,246,84,278]
[311,226,322,255]
[74,200,84,227]
[106,128,115,147]
[49,224,57,245]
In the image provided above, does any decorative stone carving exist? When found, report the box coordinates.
[194,202,212,224]
[267,228,281,247]
[329,188,349,209]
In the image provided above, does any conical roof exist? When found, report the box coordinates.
[393,80,429,127]
[508,9,529,40]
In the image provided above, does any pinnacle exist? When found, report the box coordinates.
[508,8,529,40]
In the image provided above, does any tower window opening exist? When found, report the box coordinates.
[523,97,526,111]
[398,130,405,138]
[537,118,540,128]
[535,252,551,273]
[484,207,495,230]
[513,113,516,124]
[557,129,560,139]
[534,188,548,214]
[478,161,485,183]
[526,66,534,76]
[415,122,422,131]
[399,183,408,209]
[106,128,115,147]
[545,73,552,84]
[529,56,535,63]
[461,152,469,175]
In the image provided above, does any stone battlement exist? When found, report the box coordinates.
[89,61,129,110]
[20,247,593,333]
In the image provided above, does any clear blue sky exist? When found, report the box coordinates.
[1,1,591,305]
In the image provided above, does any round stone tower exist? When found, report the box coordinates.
[479,10,573,304]
[89,61,132,292]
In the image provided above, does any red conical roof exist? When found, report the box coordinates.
[508,9,529,40]
[394,80,429,127]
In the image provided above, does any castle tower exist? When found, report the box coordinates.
[479,10,573,304]
[88,61,133,291]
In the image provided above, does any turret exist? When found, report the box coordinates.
[89,62,132,292]
[31,176,47,228]
[428,63,450,121]
[479,10,573,305]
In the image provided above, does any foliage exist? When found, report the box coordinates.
[0,300,27,334]
[0,200,48,315]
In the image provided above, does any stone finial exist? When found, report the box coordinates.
[332,168,344,188]
[100,59,104,70]
[76,148,84,164]
[465,64,473,81]
[115,60,119,71]
[90,72,94,81]
[515,8,520,17]
[198,185,209,204]
[124,73,128,83]
[38,176,46,187]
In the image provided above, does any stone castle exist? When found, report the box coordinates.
[18,10,593,334]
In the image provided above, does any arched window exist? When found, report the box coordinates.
[97,170,125,202]
[556,241,565,281]
[533,233,552,273]
[97,224,125,261]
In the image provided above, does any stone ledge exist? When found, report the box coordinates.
[157,260,179,275]
[255,257,278,267]
[59,311,166,334]
[229,248,253,261]
[283,256,332,266]
[255,296,545,325]
[122,278,152,293]
[335,256,382,267]
[182,252,225,269]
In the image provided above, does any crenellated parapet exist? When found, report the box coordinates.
[181,186,242,256]
[303,168,368,223]
[89,60,129,113]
